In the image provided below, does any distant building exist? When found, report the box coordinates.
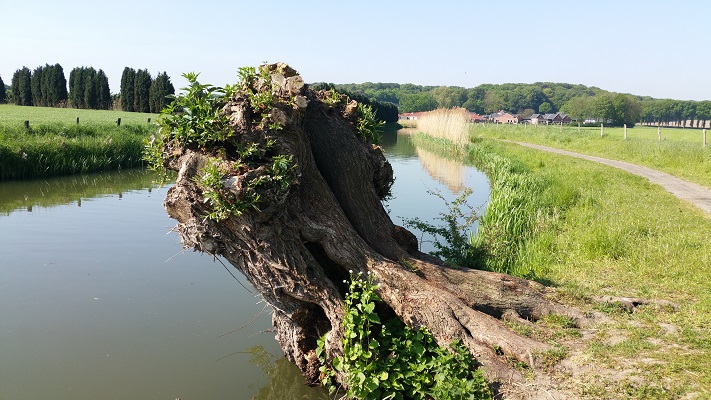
[542,113,572,124]
[469,112,485,123]
[490,110,519,124]
[399,112,425,120]
[529,114,546,124]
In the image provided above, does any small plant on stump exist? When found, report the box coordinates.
[318,272,492,400]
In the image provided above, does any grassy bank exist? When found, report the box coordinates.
[411,112,711,398]
[0,105,158,180]
[0,104,157,125]
[471,123,711,188]
[474,139,711,398]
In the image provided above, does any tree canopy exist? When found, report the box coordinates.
[0,75,6,103]
[68,66,112,110]
[133,69,152,113]
[120,67,136,112]
[11,67,33,106]
[148,71,175,113]
[317,80,704,127]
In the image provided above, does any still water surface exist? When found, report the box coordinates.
[0,127,489,399]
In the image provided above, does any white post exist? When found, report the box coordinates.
[601,123,604,137]
[658,126,661,141]
[624,124,627,140]
[704,129,707,147]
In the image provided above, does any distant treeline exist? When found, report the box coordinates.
[315,82,711,128]
[119,68,174,113]
[310,82,399,123]
[3,67,709,127]
[0,64,174,113]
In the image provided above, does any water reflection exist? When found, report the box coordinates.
[0,127,490,399]
[380,125,478,194]
[415,146,467,193]
[0,172,328,399]
[379,125,490,252]
[0,169,162,216]
[248,346,331,400]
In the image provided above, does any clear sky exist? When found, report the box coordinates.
[1,0,709,101]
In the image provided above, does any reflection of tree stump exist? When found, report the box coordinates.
[160,63,589,397]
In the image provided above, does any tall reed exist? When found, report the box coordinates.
[413,108,471,147]
[410,112,550,276]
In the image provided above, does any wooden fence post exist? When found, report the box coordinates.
[624,124,627,140]
[601,123,604,137]
[704,129,707,148]
[76,117,80,124]
[116,118,121,127]
[658,126,661,141]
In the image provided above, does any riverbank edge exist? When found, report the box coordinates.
[0,123,155,181]
[411,131,711,398]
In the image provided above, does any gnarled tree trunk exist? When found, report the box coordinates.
[161,63,588,398]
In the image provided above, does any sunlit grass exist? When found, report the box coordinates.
[0,104,157,125]
[473,139,711,397]
[470,123,711,188]
[0,105,158,180]
[411,112,711,396]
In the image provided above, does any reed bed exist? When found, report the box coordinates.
[413,108,471,147]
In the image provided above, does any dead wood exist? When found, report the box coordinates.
[159,63,596,397]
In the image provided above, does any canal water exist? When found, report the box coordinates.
[0,127,489,399]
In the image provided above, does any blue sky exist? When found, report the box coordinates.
[1,0,709,101]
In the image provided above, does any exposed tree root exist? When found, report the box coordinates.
[156,63,671,398]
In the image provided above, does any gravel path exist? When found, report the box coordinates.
[509,141,711,217]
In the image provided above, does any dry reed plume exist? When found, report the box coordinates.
[413,108,470,146]
[415,146,466,193]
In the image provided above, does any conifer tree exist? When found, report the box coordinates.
[82,67,98,109]
[95,69,111,110]
[149,71,175,113]
[11,67,33,106]
[31,65,45,106]
[120,67,136,111]
[133,69,152,113]
[69,67,87,108]
[46,64,68,106]
[0,75,6,103]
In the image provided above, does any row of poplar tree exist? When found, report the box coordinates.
[1,64,174,113]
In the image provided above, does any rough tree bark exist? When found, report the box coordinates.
[160,63,589,398]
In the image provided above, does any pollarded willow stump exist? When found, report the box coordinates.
[160,63,589,398]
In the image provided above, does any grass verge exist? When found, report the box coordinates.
[411,118,711,397]
[476,140,710,398]
[471,123,711,188]
[0,105,158,180]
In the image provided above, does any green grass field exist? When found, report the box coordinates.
[0,104,158,125]
[412,113,711,398]
[471,123,711,188]
[0,105,159,180]
[474,139,711,398]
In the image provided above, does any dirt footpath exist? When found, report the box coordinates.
[510,141,711,217]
